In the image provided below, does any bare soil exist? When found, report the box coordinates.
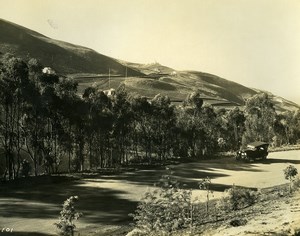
[124,185,300,236]
[194,187,300,236]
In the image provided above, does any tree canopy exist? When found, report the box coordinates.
[0,54,299,180]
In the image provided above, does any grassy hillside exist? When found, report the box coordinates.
[1,19,299,111]
[0,19,143,76]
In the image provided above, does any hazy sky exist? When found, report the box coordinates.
[1,0,300,104]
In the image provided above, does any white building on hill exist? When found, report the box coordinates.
[42,67,56,75]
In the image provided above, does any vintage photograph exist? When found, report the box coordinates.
[0,0,300,235]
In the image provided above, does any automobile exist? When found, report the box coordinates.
[236,141,269,161]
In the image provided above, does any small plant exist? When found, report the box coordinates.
[55,196,82,236]
[199,176,213,215]
[129,168,192,235]
[284,165,298,193]
[218,185,258,212]
[292,176,300,191]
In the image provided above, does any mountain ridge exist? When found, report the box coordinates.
[0,18,299,111]
[0,18,143,76]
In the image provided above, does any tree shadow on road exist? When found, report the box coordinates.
[0,178,138,225]
[93,157,264,190]
[260,158,300,165]
[0,156,269,232]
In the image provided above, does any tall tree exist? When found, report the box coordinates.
[242,93,276,146]
[55,77,79,172]
[111,84,132,165]
[176,91,205,158]
[0,54,29,179]
[129,95,153,161]
[225,107,245,150]
[150,94,176,161]
[83,86,112,168]
[22,61,45,176]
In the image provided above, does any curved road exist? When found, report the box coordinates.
[197,150,300,189]
[0,150,299,235]
[170,149,300,199]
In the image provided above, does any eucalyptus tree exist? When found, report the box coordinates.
[199,104,219,156]
[242,93,276,146]
[93,102,113,168]
[38,72,62,174]
[150,94,176,161]
[129,94,152,161]
[111,84,133,165]
[22,58,45,176]
[225,107,245,150]
[82,86,98,169]
[55,77,79,172]
[0,54,29,179]
[176,90,221,158]
[23,59,65,175]
[292,110,300,142]
[83,86,113,168]
[274,113,289,146]
[176,91,204,158]
[274,110,300,145]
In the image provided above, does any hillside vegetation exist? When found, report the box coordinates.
[0,18,299,111]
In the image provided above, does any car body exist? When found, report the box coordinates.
[236,141,269,161]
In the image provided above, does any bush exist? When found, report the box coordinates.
[21,159,31,177]
[218,185,258,211]
[199,177,213,215]
[55,196,82,236]
[130,169,192,235]
[292,176,300,191]
[284,165,298,193]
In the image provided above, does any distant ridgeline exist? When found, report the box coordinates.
[0,17,299,110]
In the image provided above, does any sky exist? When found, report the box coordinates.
[1,0,300,104]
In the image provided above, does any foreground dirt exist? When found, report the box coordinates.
[123,186,300,236]
[198,189,300,236]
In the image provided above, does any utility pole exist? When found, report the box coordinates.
[108,68,110,88]
[124,66,127,88]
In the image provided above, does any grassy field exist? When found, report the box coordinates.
[72,73,242,109]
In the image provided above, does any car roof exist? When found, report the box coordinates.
[247,141,269,148]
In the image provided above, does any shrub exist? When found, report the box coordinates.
[283,165,298,193]
[21,159,31,177]
[130,169,192,235]
[199,177,214,215]
[55,196,82,236]
[229,218,247,227]
[292,176,300,191]
[218,185,258,212]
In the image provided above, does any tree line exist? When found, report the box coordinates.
[1,54,300,180]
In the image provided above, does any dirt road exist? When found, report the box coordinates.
[204,150,300,189]
[171,149,300,199]
[0,150,299,235]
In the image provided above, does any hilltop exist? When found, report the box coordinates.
[0,19,299,111]
[0,19,142,76]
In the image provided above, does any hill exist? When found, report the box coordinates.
[0,19,299,111]
[0,19,143,76]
